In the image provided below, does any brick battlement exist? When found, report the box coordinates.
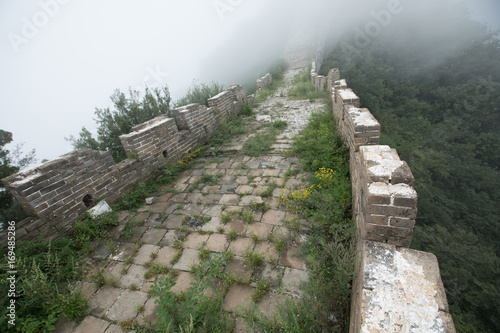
[1,83,249,243]
[312,61,456,332]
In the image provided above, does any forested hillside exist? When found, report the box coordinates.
[321,6,500,332]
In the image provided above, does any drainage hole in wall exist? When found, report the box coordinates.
[83,194,94,208]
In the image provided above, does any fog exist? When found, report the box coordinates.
[0,0,498,163]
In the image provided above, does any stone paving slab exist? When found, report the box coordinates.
[172,248,200,271]
[280,246,306,270]
[206,233,229,252]
[170,271,197,294]
[283,267,309,297]
[261,209,286,225]
[141,228,167,244]
[134,244,160,265]
[254,241,280,263]
[228,237,255,256]
[104,260,128,282]
[154,246,180,267]
[183,232,210,249]
[119,264,148,288]
[87,286,123,317]
[256,292,291,320]
[136,297,159,327]
[73,316,110,333]
[225,256,254,284]
[160,229,187,246]
[106,290,148,322]
[104,324,126,333]
[223,284,255,313]
[247,222,273,239]
[110,243,136,261]
[252,263,284,288]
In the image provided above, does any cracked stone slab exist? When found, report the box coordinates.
[159,229,188,246]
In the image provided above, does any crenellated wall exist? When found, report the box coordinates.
[312,62,456,332]
[256,73,272,92]
[1,83,249,243]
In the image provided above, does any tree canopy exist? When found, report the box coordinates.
[67,86,172,162]
[0,130,37,227]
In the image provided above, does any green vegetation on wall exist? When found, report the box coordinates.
[67,86,172,162]
[174,81,225,108]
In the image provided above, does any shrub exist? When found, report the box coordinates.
[175,81,225,107]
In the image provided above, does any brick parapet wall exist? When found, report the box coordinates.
[256,73,272,91]
[313,60,455,332]
[2,83,248,243]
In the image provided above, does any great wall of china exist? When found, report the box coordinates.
[2,50,456,331]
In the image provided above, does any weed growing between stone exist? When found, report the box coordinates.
[247,109,356,332]
[150,252,234,332]
[288,68,329,101]
[242,121,288,156]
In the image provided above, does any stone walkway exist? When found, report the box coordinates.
[56,69,326,333]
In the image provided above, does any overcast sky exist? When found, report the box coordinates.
[1,0,498,164]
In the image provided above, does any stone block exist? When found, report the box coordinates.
[134,244,160,265]
[87,286,122,317]
[119,264,148,288]
[261,210,286,226]
[206,233,229,252]
[154,246,180,267]
[172,249,200,271]
[141,228,167,244]
[73,316,110,333]
[183,232,210,249]
[223,284,255,312]
[106,290,148,322]
[228,237,255,256]
[282,268,308,297]
[279,247,306,270]
[352,241,456,333]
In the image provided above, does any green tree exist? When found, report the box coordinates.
[0,130,37,227]
[67,86,171,162]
